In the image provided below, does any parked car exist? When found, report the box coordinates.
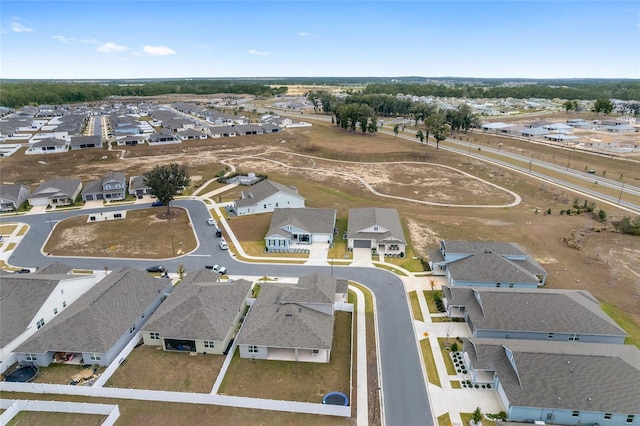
[151,201,164,207]
[207,218,217,226]
[14,268,31,274]
[212,264,227,275]
[146,265,165,273]
[219,239,229,250]
[137,194,143,199]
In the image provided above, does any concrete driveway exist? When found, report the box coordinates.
[351,247,373,266]
[304,242,329,265]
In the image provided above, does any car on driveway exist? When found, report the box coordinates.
[219,239,228,250]
[151,201,164,207]
[146,265,165,273]
[213,264,227,275]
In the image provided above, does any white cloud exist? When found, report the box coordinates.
[142,45,176,56]
[80,38,100,44]
[299,32,318,38]
[11,20,32,33]
[53,35,75,43]
[248,49,270,55]
[98,42,127,53]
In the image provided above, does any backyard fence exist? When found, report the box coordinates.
[0,398,120,426]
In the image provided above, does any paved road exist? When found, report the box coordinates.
[1,200,433,426]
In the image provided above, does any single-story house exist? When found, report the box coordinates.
[128,175,151,196]
[260,123,280,133]
[265,208,336,251]
[442,286,627,344]
[177,128,207,141]
[236,272,348,363]
[429,240,547,287]
[25,138,69,154]
[116,135,146,146]
[347,207,406,256]
[209,126,237,138]
[481,122,510,132]
[0,263,100,364]
[235,124,264,136]
[148,129,181,145]
[70,135,102,150]
[13,267,171,367]
[233,179,305,216]
[81,172,126,202]
[28,178,82,207]
[0,184,30,212]
[544,133,580,142]
[462,338,640,425]
[142,270,252,355]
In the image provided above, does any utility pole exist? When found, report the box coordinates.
[618,181,625,204]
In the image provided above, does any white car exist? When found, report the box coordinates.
[213,264,227,275]
[207,218,217,226]
[219,239,229,250]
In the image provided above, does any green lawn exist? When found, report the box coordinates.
[601,302,640,348]
[409,291,424,322]
[419,338,441,387]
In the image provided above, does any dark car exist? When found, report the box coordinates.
[146,265,165,273]
[151,201,164,207]
[14,268,31,274]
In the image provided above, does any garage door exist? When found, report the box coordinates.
[85,194,94,201]
[353,239,371,248]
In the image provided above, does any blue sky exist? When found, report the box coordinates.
[1,1,639,79]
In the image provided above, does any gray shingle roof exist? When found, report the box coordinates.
[70,135,101,146]
[29,178,82,199]
[236,274,338,350]
[347,207,406,244]
[1,276,61,347]
[445,287,627,337]
[236,180,303,207]
[447,253,541,285]
[465,338,640,413]
[35,262,73,275]
[266,208,336,237]
[143,272,251,341]
[31,138,67,148]
[0,184,29,203]
[442,240,526,257]
[15,267,168,354]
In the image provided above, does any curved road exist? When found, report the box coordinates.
[2,200,433,426]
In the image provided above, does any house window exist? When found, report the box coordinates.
[90,216,96,221]
[509,283,514,288]
[572,411,579,417]
[54,308,58,315]
[312,349,319,356]
[129,325,136,334]
[569,334,580,341]
[547,333,554,339]
[36,319,45,329]
[89,353,101,361]
[604,413,611,420]
[114,213,122,218]
[263,204,267,209]
[204,341,214,348]
[248,345,259,353]
[374,226,378,231]
[62,301,67,308]
[150,332,160,340]
[496,283,501,288]
[275,203,279,207]
[627,415,634,423]
[26,353,37,361]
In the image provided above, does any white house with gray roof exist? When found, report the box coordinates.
[25,138,69,154]
[13,267,171,367]
[70,135,102,150]
[28,178,82,207]
[0,184,30,212]
[265,208,336,251]
[232,179,305,216]
[429,240,547,287]
[0,264,100,366]
[142,271,252,355]
[347,207,407,256]
[442,286,627,344]
[236,273,348,363]
[462,338,640,425]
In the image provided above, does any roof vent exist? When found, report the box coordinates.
[285,313,293,317]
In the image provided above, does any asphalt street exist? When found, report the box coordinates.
[1,199,433,426]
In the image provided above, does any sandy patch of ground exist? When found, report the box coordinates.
[406,219,441,256]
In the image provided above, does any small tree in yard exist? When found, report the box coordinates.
[472,407,483,424]
[598,209,607,221]
[177,264,186,279]
[144,163,190,215]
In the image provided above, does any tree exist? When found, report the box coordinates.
[598,209,607,221]
[144,163,190,215]
[563,100,575,112]
[393,124,400,136]
[472,407,483,424]
[592,99,614,115]
[416,130,425,143]
[425,111,448,149]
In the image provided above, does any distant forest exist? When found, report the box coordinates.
[0,77,638,109]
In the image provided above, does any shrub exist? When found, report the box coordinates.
[451,342,459,352]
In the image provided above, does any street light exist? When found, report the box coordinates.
[618,181,625,204]
[529,154,533,173]
[170,235,175,257]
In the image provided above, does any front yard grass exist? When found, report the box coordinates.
[105,345,224,393]
[408,291,424,322]
[7,411,106,426]
[218,311,352,403]
[438,338,459,375]
[437,412,452,426]
[419,337,441,387]
[424,290,442,314]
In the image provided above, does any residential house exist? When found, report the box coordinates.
[462,338,640,425]
[142,270,252,355]
[347,207,407,256]
[265,208,336,251]
[116,135,146,146]
[232,179,305,216]
[235,124,264,136]
[70,135,102,150]
[442,286,627,344]
[260,123,280,133]
[13,267,171,367]
[148,129,181,145]
[429,240,547,287]
[236,272,348,363]
[128,175,151,196]
[0,184,30,212]
[81,172,127,202]
[208,126,237,138]
[25,138,69,155]
[28,179,82,207]
[0,264,100,365]
[177,128,207,141]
